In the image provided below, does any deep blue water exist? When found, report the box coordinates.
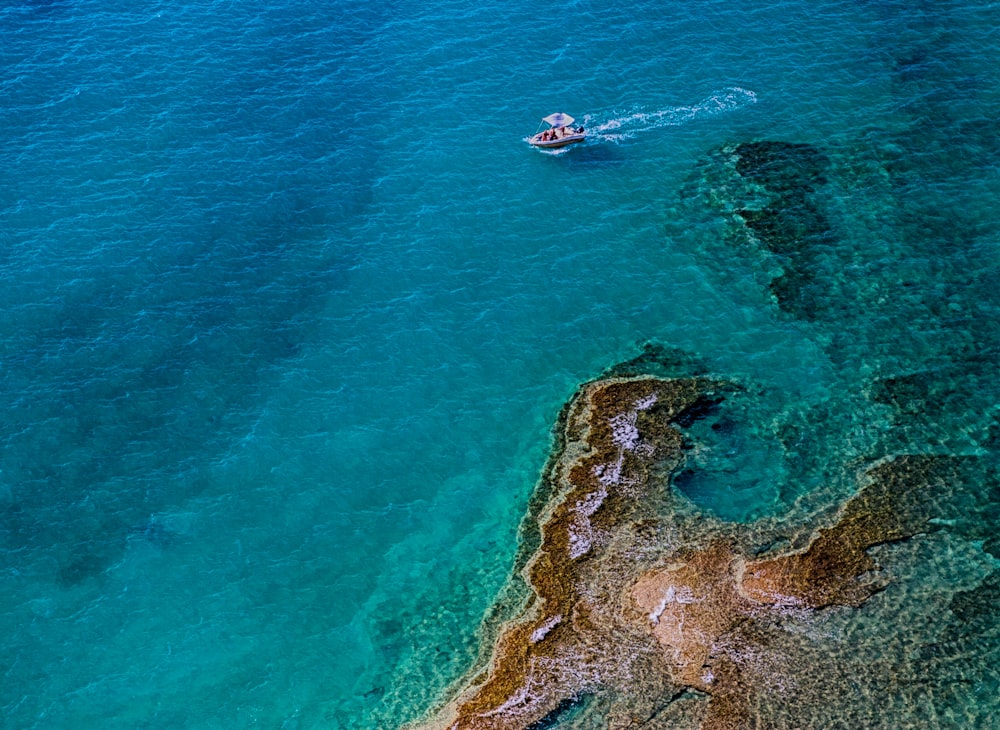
[2,0,999,727]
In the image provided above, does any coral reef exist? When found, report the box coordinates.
[410,376,720,730]
[740,455,981,609]
[409,376,988,730]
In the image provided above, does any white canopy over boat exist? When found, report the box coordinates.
[542,112,575,128]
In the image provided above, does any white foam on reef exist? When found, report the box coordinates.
[479,675,538,718]
[648,585,698,625]
[574,391,666,559]
[594,456,624,487]
[588,86,758,142]
[634,392,658,411]
[609,412,641,451]
[595,393,659,493]
[609,392,658,452]
[568,485,607,558]
[477,657,579,720]
[530,614,563,644]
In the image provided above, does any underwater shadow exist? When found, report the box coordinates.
[562,141,629,168]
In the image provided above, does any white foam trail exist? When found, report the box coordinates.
[523,138,573,156]
[587,87,757,142]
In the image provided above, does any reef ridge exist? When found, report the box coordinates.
[409,375,989,730]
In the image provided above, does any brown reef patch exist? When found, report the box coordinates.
[408,377,985,730]
[739,455,974,609]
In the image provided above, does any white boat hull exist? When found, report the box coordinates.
[528,132,586,149]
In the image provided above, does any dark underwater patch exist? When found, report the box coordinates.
[729,141,838,320]
[733,141,830,194]
[602,342,709,380]
[949,571,1000,627]
[57,539,119,587]
[524,694,591,730]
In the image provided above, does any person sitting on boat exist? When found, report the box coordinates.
[576,126,584,134]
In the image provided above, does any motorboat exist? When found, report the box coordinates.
[528,112,586,149]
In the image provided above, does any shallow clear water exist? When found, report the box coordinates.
[1,0,998,727]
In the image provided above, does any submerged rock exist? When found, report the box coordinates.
[729,142,837,320]
[408,376,991,730]
[675,139,843,321]
[733,141,830,194]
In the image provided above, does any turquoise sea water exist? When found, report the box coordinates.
[2,0,999,727]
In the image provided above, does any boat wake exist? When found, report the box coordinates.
[586,87,757,143]
[527,144,575,156]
